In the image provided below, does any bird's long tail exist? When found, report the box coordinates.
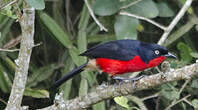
[50,61,88,89]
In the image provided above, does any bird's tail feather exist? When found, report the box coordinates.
[50,61,88,89]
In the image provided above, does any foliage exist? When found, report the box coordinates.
[0,0,198,109]
[114,96,129,109]
[25,0,45,10]
[177,42,193,64]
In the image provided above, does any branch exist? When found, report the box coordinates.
[164,14,198,46]
[119,12,167,30]
[166,79,191,110]
[120,0,142,9]
[157,0,193,45]
[5,2,35,110]
[164,94,191,110]
[0,0,17,10]
[127,95,148,110]
[141,92,160,101]
[84,0,108,32]
[3,35,21,49]
[119,0,193,45]
[40,62,198,110]
[0,48,19,52]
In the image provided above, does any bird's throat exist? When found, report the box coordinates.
[147,56,166,68]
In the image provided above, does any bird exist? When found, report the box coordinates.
[51,39,176,89]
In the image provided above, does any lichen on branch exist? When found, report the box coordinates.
[5,2,35,110]
[40,62,198,110]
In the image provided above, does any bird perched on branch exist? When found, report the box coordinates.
[51,39,176,89]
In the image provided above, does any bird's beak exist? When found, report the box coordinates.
[164,52,177,59]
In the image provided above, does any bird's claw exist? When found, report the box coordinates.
[113,76,127,88]
[113,75,147,89]
[129,75,147,89]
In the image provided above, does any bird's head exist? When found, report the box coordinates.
[138,42,176,64]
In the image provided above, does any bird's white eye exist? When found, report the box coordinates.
[154,50,160,55]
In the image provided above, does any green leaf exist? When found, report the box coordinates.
[83,71,97,86]
[26,64,56,87]
[69,48,81,65]
[0,59,13,92]
[181,102,187,110]
[156,2,174,17]
[60,57,74,100]
[192,99,198,109]
[114,15,139,40]
[78,5,90,96]
[177,42,193,64]
[161,89,179,100]
[79,74,88,96]
[93,0,121,16]
[25,0,45,10]
[24,88,49,98]
[114,96,129,108]
[170,61,178,68]
[191,79,198,89]
[0,64,10,93]
[93,101,106,110]
[78,5,90,29]
[124,0,159,18]
[87,34,115,43]
[195,25,198,32]
[178,0,193,14]
[38,12,73,48]
[190,52,198,58]
[0,18,14,45]
[0,6,17,19]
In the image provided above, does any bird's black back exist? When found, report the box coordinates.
[80,40,140,61]
[80,39,168,64]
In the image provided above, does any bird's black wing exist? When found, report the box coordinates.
[80,40,140,61]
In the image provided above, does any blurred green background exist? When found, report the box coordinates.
[0,0,198,109]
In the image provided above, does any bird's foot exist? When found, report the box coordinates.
[112,76,128,88]
[128,75,147,89]
[113,75,147,89]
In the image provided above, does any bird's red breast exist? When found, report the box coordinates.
[96,56,166,76]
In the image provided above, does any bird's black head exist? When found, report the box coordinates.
[138,42,176,64]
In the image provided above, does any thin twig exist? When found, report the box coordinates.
[0,98,7,105]
[120,0,142,9]
[3,36,21,49]
[65,0,74,35]
[155,96,161,110]
[120,11,167,30]
[164,14,198,46]
[167,79,191,110]
[178,79,191,94]
[171,79,191,110]
[0,0,17,10]
[0,43,41,52]
[164,94,191,110]
[33,42,43,47]
[127,95,148,110]
[183,98,193,107]
[0,48,19,52]
[142,92,160,101]
[158,0,193,45]
[14,1,23,21]
[119,0,193,45]
[84,0,108,32]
